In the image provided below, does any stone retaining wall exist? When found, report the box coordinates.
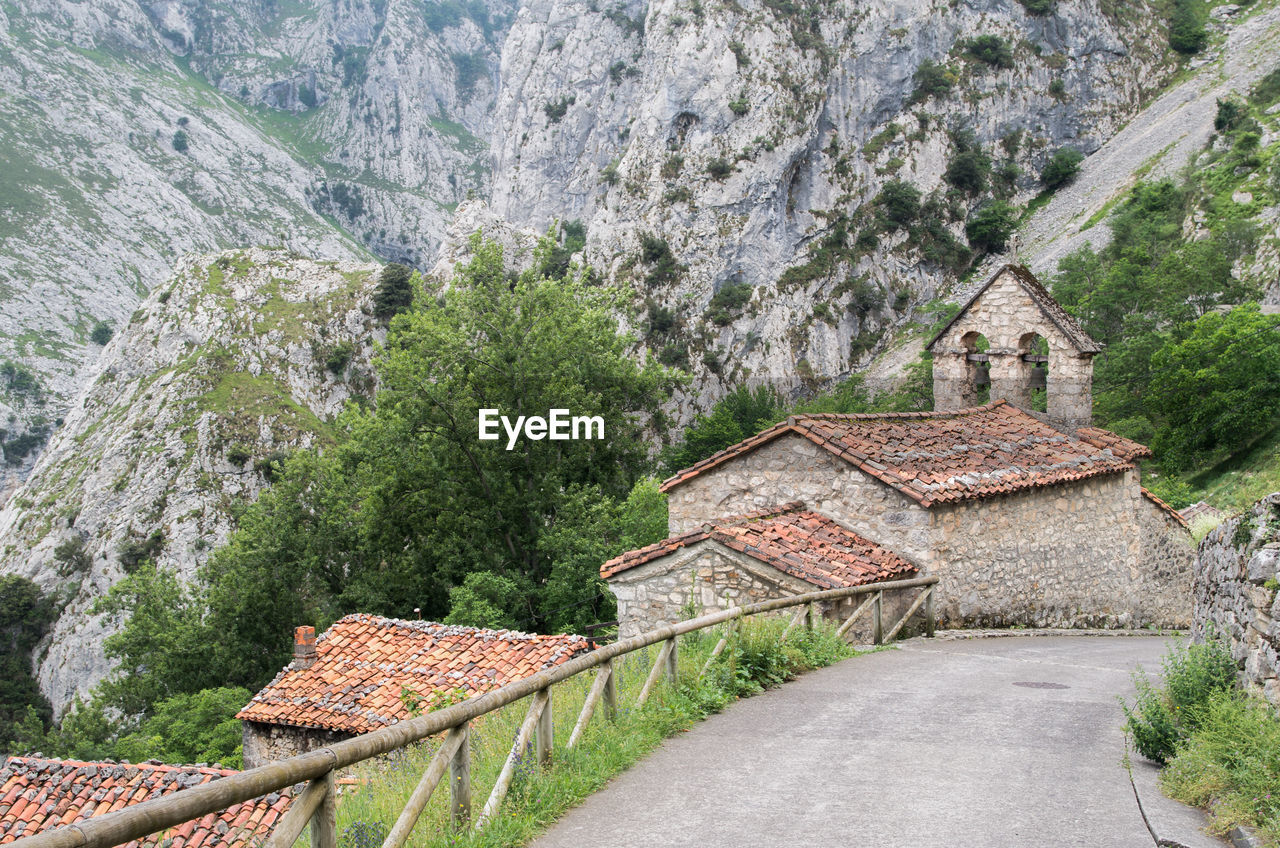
[1194,496,1280,705]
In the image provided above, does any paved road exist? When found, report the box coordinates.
[532,636,1221,848]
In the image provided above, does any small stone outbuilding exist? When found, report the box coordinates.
[237,616,593,769]
[602,502,919,639]
[606,265,1195,636]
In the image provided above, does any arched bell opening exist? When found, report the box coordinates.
[1019,332,1049,413]
[961,331,991,406]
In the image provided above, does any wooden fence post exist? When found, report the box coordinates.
[450,723,471,830]
[925,587,936,637]
[536,686,553,767]
[310,772,337,848]
[872,591,883,645]
[602,657,617,721]
[664,636,678,687]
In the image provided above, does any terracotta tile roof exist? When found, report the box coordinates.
[1179,500,1223,524]
[601,503,918,588]
[1076,427,1153,461]
[237,616,593,734]
[660,401,1141,507]
[926,264,1103,354]
[1142,489,1191,529]
[0,757,293,848]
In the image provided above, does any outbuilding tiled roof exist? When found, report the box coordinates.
[601,503,918,588]
[926,264,1103,354]
[0,757,293,848]
[1076,427,1153,461]
[660,401,1141,507]
[237,616,593,734]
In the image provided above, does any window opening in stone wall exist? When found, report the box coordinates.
[962,331,991,406]
[1019,332,1049,413]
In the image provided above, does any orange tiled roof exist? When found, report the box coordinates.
[926,264,1103,354]
[660,401,1143,507]
[0,757,292,848]
[1076,427,1153,461]
[601,503,918,587]
[237,616,593,734]
[1142,488,1191,529]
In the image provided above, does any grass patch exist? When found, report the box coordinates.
[311,617,855,848]
[1186,418,1280,513]
[1123,638,1280,841]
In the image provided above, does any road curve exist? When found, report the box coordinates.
[530,635,1223,848]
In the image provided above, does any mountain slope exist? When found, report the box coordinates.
[0,248,384,712]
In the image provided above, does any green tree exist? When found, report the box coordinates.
[965,35,1014,68]
[113,688,251,768]
[661,385,786,473]
[965,201,1018,252]
[1150,305,1280,470]
[90,321,114,346]
[444,572,523,630]
[875,180,922,229]
[1041,148,1084,190]
[373,263,416,319]
[0,576,54,750]
[909,60,957,103]
[1169,0,1207,54]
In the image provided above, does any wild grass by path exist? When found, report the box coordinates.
[300,618,857,848]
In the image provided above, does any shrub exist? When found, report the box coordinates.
[171,130,189,153]
[1213,98,1247,132]
[254,449,290,481]
[728,97,750,116]
[661,154,684,179]
[964,201,1018,252]
[1169,0,1207,54]
[53,536,91,576]
[706,282,753,325]
[966,35,1014,69]
[226,445,252,468]
[945,149,991,194]
[89,321,114,346]
[1123,639,1238,764]
[707,158,733,180]
[875,180,922,228]
[118,530,166,573]
[910,59,957,103]
[1041,147,1084,190]
[1048,78,1067,99]
[639,233,682,285]
[729,40,750,67]
[1017,0,1054,13]
[325,341,354,375]
[543,95,576,123]
[373,263,415,319]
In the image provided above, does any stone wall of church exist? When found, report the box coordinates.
[607,542,918,643]
[665,433,931,566]
[241,721,352,770]
[927,470,1189,629]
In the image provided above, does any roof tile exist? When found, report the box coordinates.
[602,503,918,587]
[0,758,294,848]
[237,616,594,734]
[660,401,1142,506]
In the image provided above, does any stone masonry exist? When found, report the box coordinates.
[608,543,915,643]
[1194,496,1280,705]
[930,265,1100,431]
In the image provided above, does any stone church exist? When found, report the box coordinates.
[604,265,1194,636]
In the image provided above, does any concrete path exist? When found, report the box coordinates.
[532,635,1226,848]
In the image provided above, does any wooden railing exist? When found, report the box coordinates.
[17,575,939,848]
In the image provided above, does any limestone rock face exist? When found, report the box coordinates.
[482,0,1172,413]
[0,249,384,712]
[0,0,514,496]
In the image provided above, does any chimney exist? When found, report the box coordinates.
[294,625,317,669]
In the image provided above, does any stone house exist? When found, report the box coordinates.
[603,502,920,639]
[0,757,295,847]
[605,265,1194,635]
[237,616,592,768]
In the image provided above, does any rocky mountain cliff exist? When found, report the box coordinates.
[0,0,513,497]
[4,0,1279,712]
[0,249,383,712]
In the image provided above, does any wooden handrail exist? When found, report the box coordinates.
[15,575,938,848]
